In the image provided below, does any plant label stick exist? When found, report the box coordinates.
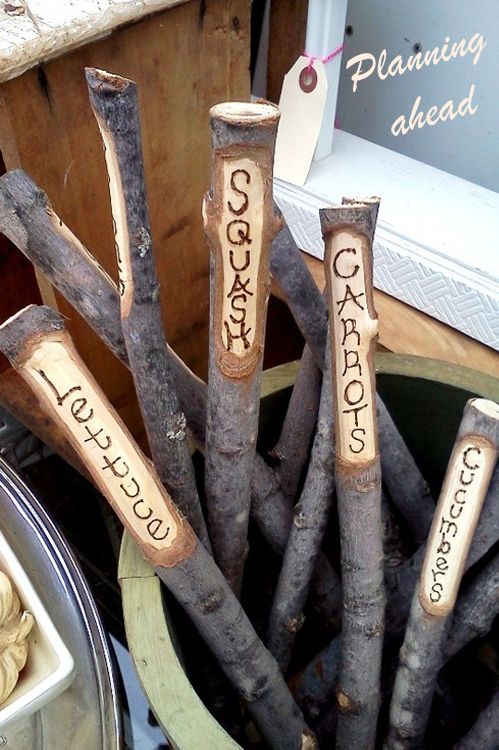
[0,304,317,750]
[85,68,210,550]
[385,398,499,750]
[203,102,281,594]
[321,202,384,750]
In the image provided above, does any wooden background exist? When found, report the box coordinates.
[0,0,250,451]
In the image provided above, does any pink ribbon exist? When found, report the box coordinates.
[303,43,345,71]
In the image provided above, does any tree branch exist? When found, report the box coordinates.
[85,68,210,549]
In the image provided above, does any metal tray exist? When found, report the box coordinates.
[0,457,122,749]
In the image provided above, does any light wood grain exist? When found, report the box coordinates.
[275,253,499,379]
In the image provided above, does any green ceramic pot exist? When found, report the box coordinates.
[118,353,499,750]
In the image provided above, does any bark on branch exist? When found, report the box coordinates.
[385,398,499,750]
[267,341,337,673]
[202,101,281,593]
[322,202,385,749]
[85,67,209,548]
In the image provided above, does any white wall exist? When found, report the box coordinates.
[336,1,498,191]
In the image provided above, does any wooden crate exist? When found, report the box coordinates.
[0,0,250,456]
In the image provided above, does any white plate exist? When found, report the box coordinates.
[0,527,75,731]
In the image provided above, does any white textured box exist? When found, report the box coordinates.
[0,527,75,730]
[274,130,499,351]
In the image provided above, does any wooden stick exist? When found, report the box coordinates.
[267,339,336,673]
[377,398,434,544]
[268,343,322,504]
[269,226,328,369]
[454,685,499,750]
[269,208,435,542]
[0,305,317,750]
[444,493,499,659]
[250,458,342,627]
[294,465,499,720]
[85,68,210,549]
[0,170,127,363]
[203,101,281,593]
[385,398,499,750]
[0,171,341,621]
[322,202,385,749]
[269,228,326,503]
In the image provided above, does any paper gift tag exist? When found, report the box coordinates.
[274,55,328,186]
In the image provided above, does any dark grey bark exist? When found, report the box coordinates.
[269,226,328,369]
[85,68,210,550]
[385,399,499,750]
[0,169,127,363]
[454,685,499,750]
[267,342,336,673]
[0,170,341,619]
[203,104,280,594]
[444,537,499,659]
[377,398,434,544]
[268,344,322,504]
[295,466,499,719]
[0,304,317,750]
[159,541,317,750]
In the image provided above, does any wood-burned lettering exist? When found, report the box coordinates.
[420,437,496,615]
[28,341,179,550]
[328,233,377,463]
[219,158,264,360]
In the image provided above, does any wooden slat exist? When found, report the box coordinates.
[279,253,499,379]
[0,0,191,82]
[0,0,250,441]
[266,0,307,103]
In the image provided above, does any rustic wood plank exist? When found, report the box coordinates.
[0,0,250,440]
[267,0,308,103]
[0,0,191,82]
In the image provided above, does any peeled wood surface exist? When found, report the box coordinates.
[0,0,250,439]
[291,254,499,378]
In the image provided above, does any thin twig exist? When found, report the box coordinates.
[267,340,336,672]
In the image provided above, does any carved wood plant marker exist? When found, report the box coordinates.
[203,101,281,594]
[270,205,434,545]
[0,305,317,750]
[385,397,499,750]
[321,202,385,750]
[84,68,210,550]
